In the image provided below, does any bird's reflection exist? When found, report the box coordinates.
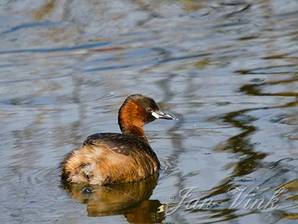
[62,174,165,223]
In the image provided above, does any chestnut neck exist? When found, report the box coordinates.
[118,101,148,143]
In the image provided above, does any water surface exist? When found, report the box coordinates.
[0,0,297,223]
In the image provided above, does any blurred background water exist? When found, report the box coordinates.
[0,0,297,223]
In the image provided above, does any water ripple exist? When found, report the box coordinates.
[0,41,111,54]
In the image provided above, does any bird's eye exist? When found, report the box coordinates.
[146,107,152,112]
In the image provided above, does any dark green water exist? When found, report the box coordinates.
[0,0,297,223]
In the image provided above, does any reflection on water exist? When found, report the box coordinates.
[0,0,298,223]
[63,175,165,223]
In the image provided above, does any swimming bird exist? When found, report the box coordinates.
[61,94,175,185]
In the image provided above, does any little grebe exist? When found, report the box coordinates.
[61,94,175,185]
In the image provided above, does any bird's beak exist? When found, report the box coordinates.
[151,111,177,120]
